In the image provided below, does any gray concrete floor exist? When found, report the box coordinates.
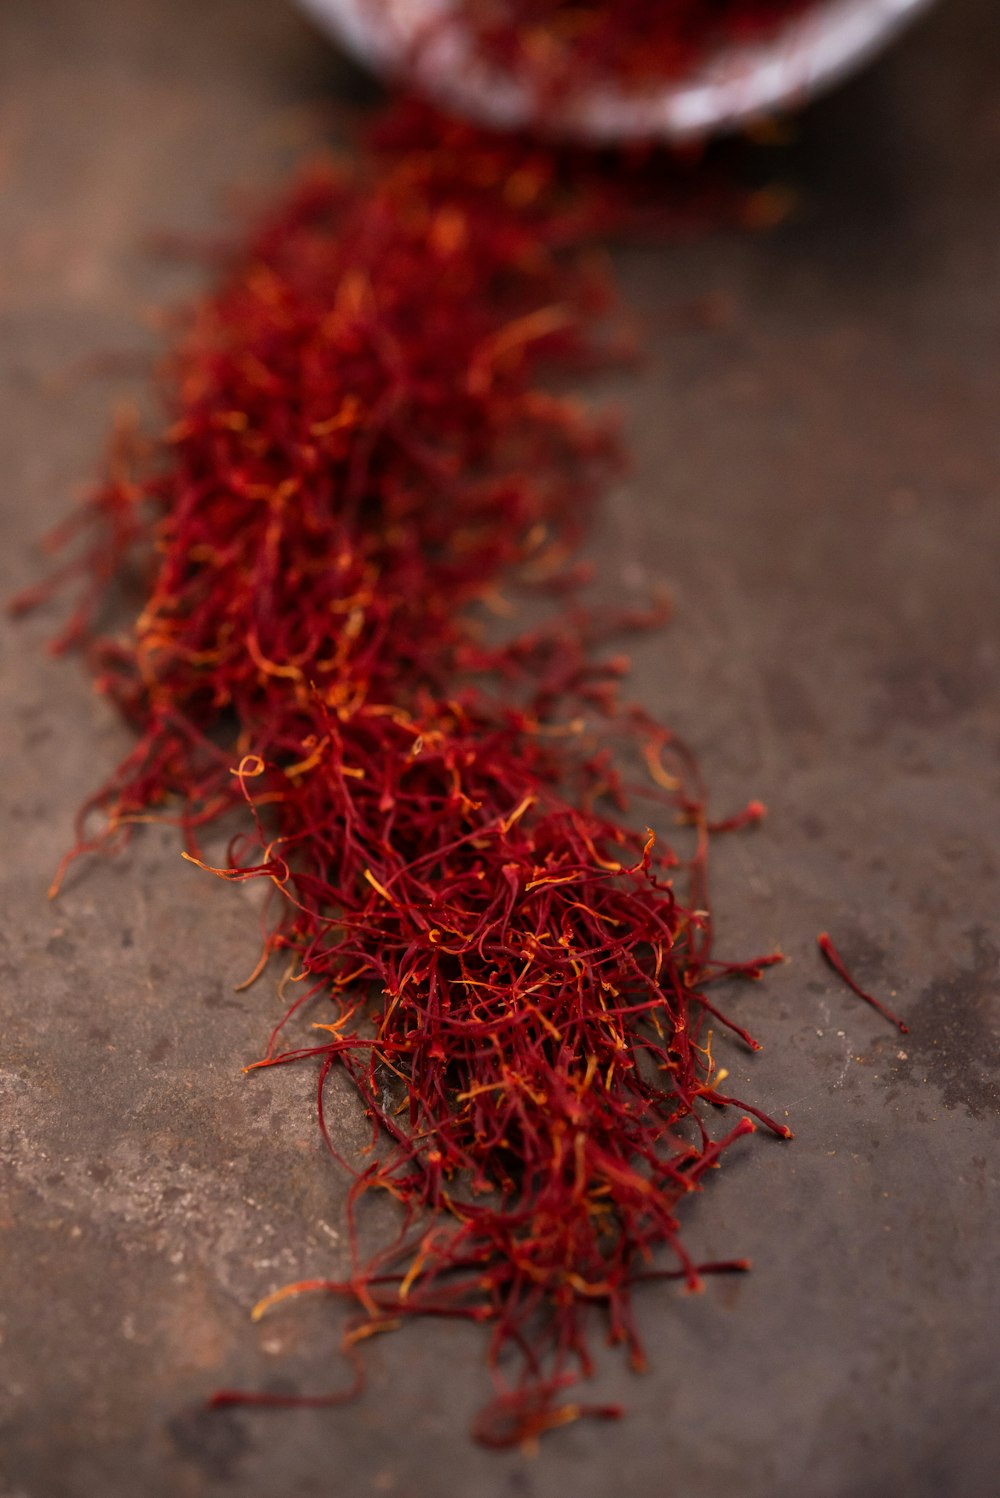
[2,1,999,1495]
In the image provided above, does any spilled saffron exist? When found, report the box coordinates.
[13,96,909,1447]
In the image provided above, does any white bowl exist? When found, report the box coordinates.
[297,0,934,141]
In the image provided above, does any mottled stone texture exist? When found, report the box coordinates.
[2,2,998,1495]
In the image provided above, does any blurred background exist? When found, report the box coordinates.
[2,3,999,1497]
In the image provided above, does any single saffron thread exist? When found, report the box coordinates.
[817,932,909,1035]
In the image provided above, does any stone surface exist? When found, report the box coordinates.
[2,2,998,1496]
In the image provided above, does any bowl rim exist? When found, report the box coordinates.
[297,0,935,140]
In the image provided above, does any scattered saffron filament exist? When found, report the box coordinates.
[817,932,909,1035]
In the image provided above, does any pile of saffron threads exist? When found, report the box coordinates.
[17,103,799,1446]
[391,0,813,99]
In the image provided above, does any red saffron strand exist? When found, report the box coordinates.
[817,932,909,1034]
